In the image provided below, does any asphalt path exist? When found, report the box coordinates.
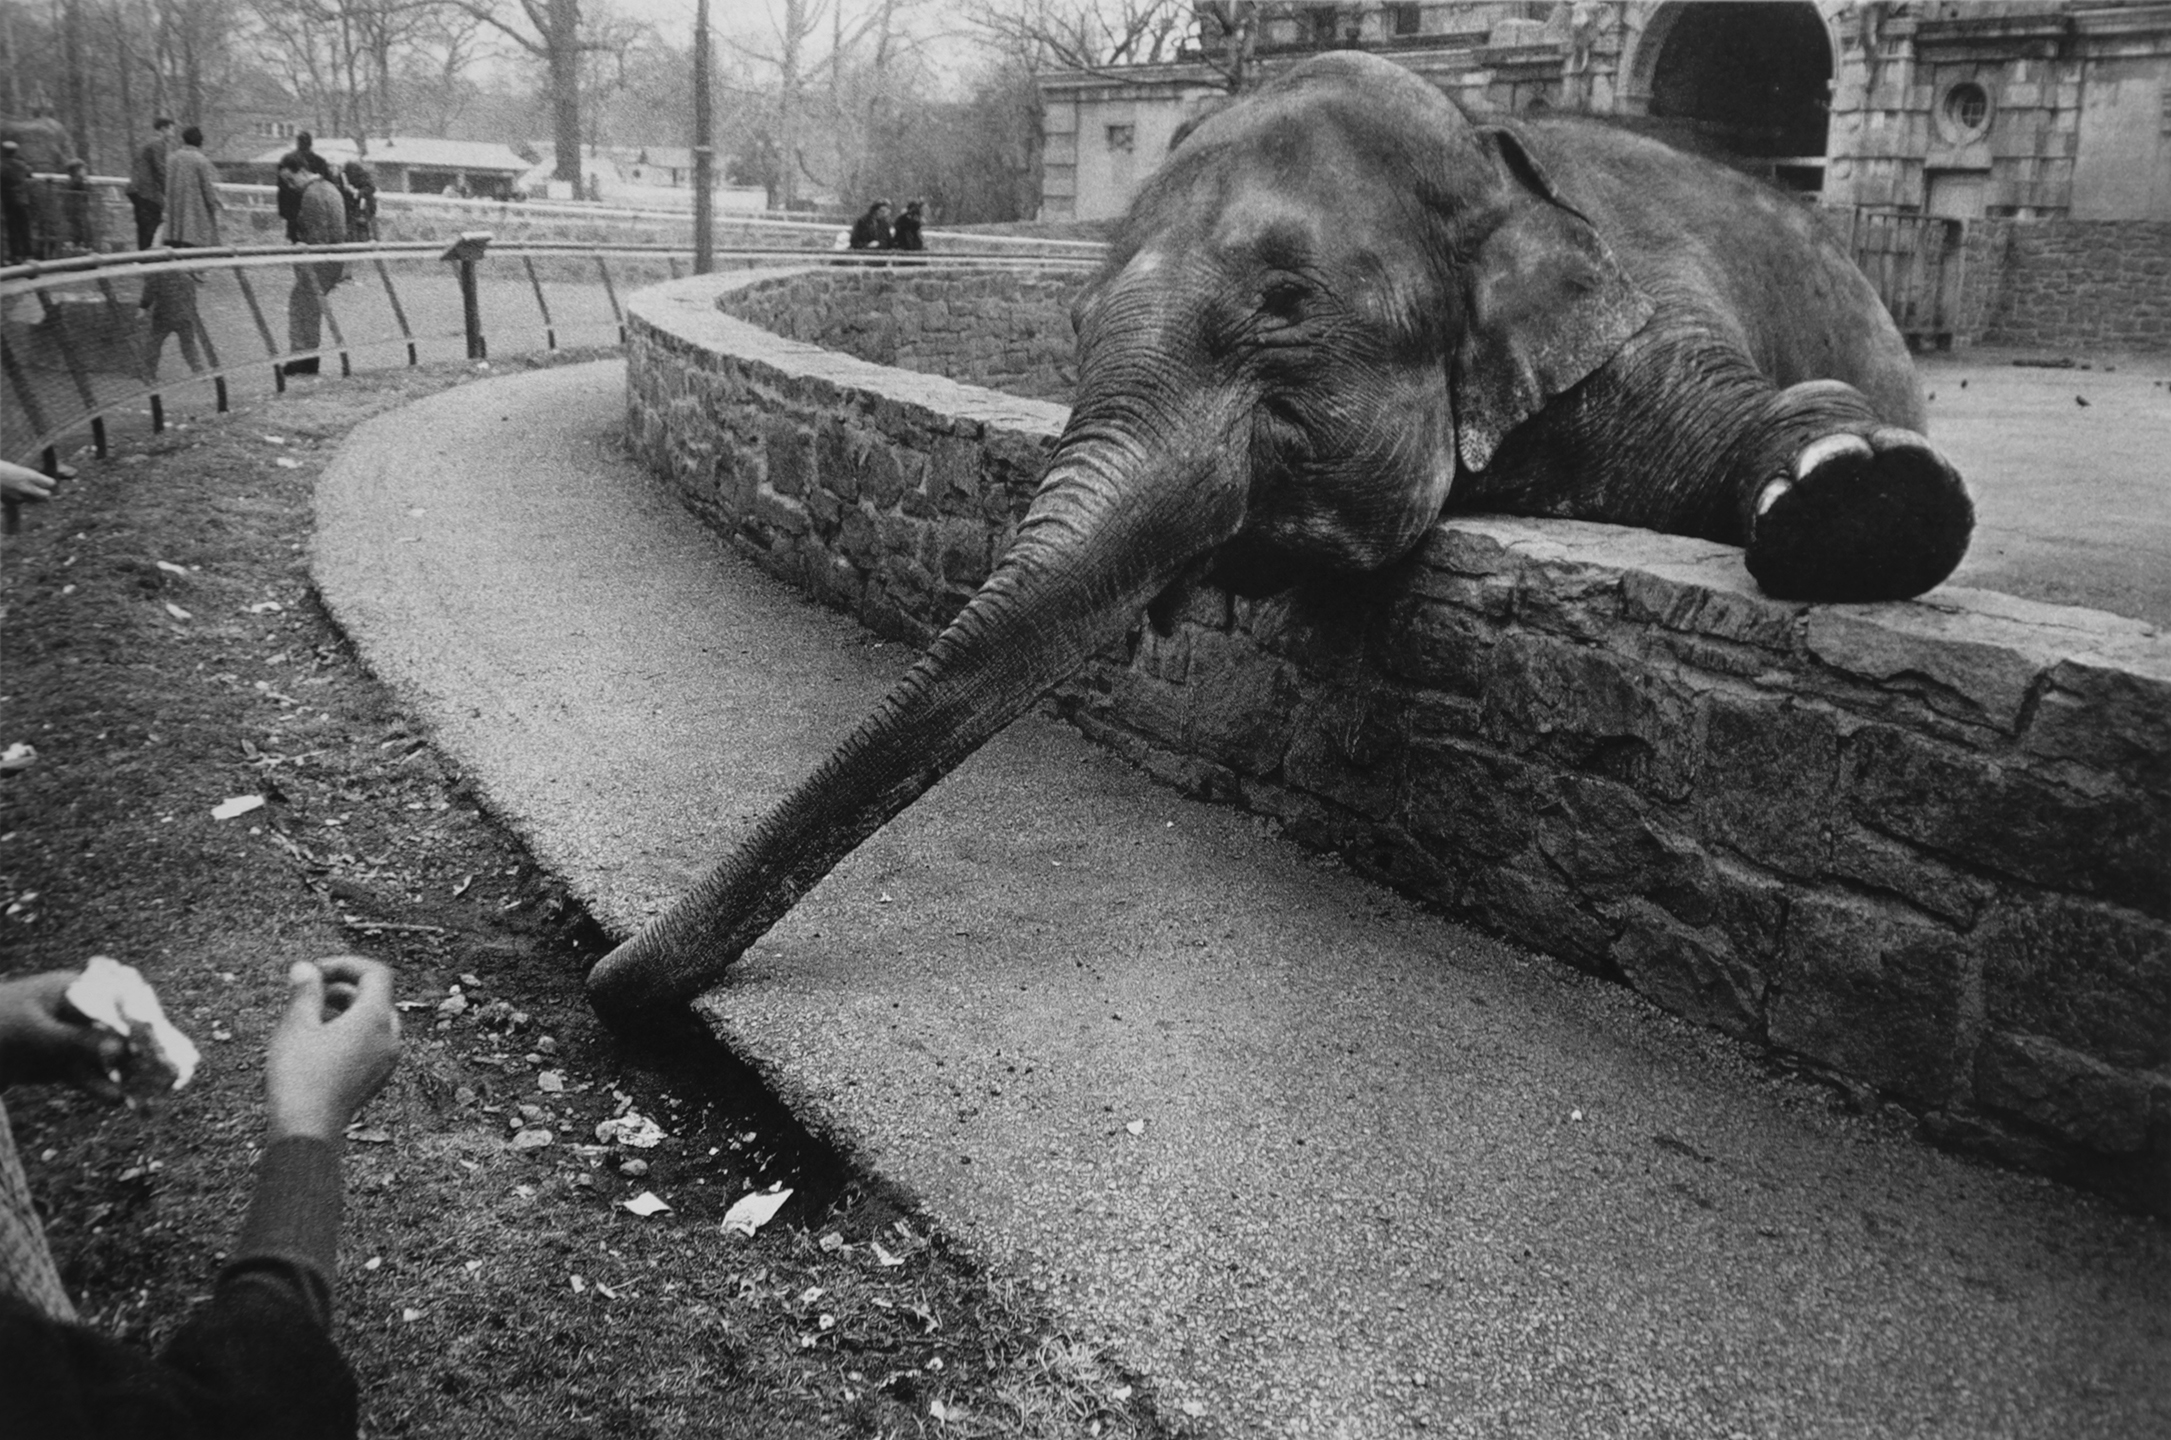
[315,360,2171,1438]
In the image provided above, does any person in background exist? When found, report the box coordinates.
[277,131,326,241]
[0,141,32,265]
[340,159,377,243]
[59,160,95,254]
[891,198,925,259]
[280,155,349,377]
[848,198,892,255]
[161,125,222,249]
[0,955,402,1439]
[142,266,208,379]
[126,117,176,251]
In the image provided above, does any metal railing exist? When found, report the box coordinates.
[2,235,1105,524]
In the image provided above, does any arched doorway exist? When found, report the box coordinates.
[1627,2,1835,189]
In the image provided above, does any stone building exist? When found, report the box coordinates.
[1038,2,2171,349]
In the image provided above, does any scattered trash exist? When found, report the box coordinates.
[363,1257,382,1271]
[510,1127,553,1150]
[0,743,36,775]
[345,1126,391,1144]
[621,1191,672,1218]
[275,457,302,469]
[155,561,187,577]
[262,434,287,444]
[1180,1399,1207,1417]
[618,1158,648,1178]
[437,992,470,1017]
[870,1240,905,1268]
[1125,1119,1145,1136]
[817,1231,845,1253]
[163,602,192,621]
[451,874,475,897]
[246,600,282,614]
[929,1398,965,1423]
[401,1307,421,1322]
[569,1274,586,1294]
[211,795,265,821]
[720,1186,792,1238]
[1571,1109,1584,1122]
[595,1112,666,1149]
[537,1070,566,1093]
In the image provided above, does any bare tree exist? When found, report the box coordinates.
[960,0,1188,78]
[448,0,623,184]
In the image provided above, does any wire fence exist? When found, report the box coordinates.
[2,232,1106,528]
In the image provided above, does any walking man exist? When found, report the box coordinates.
[161,126,222,248]
[0,142,32,265]
[126,116,175,250]
[280,156,347,376]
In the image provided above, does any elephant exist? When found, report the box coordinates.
[586,51,1973,1021]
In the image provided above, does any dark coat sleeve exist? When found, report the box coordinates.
[0,1139,357,1440]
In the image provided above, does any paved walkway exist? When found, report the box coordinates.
[315,360,2171,1439]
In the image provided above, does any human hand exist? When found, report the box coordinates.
[0,460,57,504]
[264,957,402,1142]
[0,971,127,1100]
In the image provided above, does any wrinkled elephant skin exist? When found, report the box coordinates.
[588,52,1972,1021]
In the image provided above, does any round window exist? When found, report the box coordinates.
[1942,82,1991,136]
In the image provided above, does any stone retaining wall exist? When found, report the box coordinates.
[627,271,2171,1217]
[717,270,1082,402]
[1975,219,2171,354]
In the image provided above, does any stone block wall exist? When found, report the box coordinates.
[1978,220,2171,352]
[627,270,2171,1217]
[716,270,1084,402]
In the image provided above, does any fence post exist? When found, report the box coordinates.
[441,232,493,361]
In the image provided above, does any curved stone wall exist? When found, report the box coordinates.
[717,268,1082,402]
[626,270,2171,1217]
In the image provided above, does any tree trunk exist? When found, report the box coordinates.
[549,0,583,185]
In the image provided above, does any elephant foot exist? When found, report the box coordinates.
[1745,427,1972,602]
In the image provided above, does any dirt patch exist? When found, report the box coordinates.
[0,359,1161,1438]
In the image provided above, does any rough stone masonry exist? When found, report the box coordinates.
[626,269,2171,1217]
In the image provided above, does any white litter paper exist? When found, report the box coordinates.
[64,955,201,1090]
[621,1191,672,1218]
[720,1187,793,1237]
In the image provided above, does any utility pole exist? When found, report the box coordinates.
[693,0,713,273]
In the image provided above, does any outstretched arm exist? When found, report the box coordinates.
[0,957,401,1440]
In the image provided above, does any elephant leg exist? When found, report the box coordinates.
[1737,381,1972,602]
[1461,324,1972,603]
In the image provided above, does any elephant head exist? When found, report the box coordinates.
[586,53,1656,1020]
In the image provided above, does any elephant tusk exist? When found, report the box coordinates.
[1754,477,1791,518]
[1792,432,1874,482]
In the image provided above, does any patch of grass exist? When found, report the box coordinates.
[1,360,1163,1438]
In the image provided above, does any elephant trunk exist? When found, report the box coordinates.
[586,415,1248,1023]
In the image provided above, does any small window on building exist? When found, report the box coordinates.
[1307,6,1340,44]
[1388,3,1421,36]
[1106,124,1135,153]
[1942,82,1990,136]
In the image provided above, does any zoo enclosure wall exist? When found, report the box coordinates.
[626,266,2171,1220]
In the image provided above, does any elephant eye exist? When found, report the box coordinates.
[1257,279,1308,323]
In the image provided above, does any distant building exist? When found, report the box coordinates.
[238,136,532,200]
[1040,2,2171,351]
[1039,1,2171,224]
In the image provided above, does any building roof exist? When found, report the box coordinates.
[247,136,532,175]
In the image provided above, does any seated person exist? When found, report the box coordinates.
[0,956,402,1439]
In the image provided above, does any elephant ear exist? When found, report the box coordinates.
[1450,126,1652,475]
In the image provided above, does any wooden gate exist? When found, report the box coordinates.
[1844,209,1965,349]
